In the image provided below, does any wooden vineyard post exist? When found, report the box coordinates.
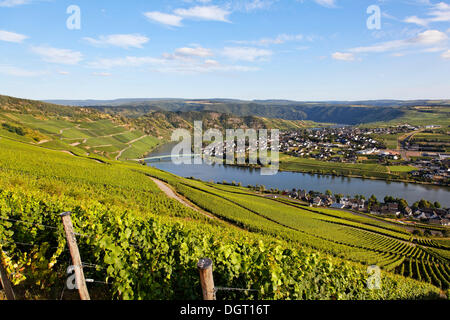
[0,251,15,300]
[198,258,215,300]
[60,212,90,301]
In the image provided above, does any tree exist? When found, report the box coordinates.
[368,195,378,211]
[326,190,332,196]
[434,202,441,209]
[398,199,409,212]
[418,199,433,209]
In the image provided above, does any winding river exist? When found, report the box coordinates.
[146,143,450,207]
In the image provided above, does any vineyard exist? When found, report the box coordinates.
[0,136,447,300]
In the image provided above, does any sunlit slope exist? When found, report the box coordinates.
[147,172,450,290]
[0,95,161,160]
[0,136,444,299]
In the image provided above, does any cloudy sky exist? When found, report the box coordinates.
[0,0,450,100]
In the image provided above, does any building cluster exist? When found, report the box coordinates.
[282,189,450,226]
[279,126,411,163]
[409,155,450,184]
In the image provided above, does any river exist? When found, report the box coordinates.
[146,143,450,207]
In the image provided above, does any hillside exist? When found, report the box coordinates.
[47,98,449,125]
[0,135,446,300]
[0,95,312,161]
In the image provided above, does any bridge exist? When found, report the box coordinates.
[131,154,203,162]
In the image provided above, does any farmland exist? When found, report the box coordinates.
[278,154,400,180]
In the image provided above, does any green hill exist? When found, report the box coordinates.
[0,134,445,300]
[0,95,316,161]
[0,94,448,300]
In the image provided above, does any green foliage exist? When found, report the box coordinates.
[0,135,446,300]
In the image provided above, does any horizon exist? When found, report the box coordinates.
[1,0,449,101]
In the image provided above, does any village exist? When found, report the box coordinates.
[279,125,450,185]
[271,188,450,228]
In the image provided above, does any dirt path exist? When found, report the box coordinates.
[60,150,77,157]
[115,135,148,160]
[150,177,217,220]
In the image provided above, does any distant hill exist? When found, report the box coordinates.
[43,98,450,125]
[82,100,406,125]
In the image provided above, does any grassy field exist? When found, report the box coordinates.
[278,154,407,180]
[365,106,450,128]
[375,133,402,149]
[0,136,447,299]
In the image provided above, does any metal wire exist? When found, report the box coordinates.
[215,287,259,293]
[0,216,59,230]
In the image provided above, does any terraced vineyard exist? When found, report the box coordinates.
[0,136,446,299]
[0,94,449,299]
[150,176,450,290]
[0,112,159,160]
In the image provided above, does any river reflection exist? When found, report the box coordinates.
[146,143,450,207]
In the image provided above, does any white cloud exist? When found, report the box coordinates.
[414,29,448,44]
[442,49,450,59]
[314,0,336,8]
[88,56,165,69]
[0,0,31,7]
[153,60,258,74]
[0,65,42,77]
[143,11,183,27]
[92,72,112,77]
[237,0,276,11]
[174,5,231,22]
[233,33,304,46]
[31,46,83,65]
[222,47,272,61]
[404,1,450,26]
[88,54,257,75]
[331,52,354,61]
[174,46,213,57]
[404,16,429,27]
[349,30,448,53]
[83,34,149,49]
[0,30,28,43]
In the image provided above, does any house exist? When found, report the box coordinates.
[416,212,432,220]
[405,207,413,216]
[299,190,308,199]
[358,200,367,211]
[370,205,381,215]
[441,219,450,226]
[321,196,334,207]
[312,197,322,207]
[387,203,401,215]
[330,203,345,209]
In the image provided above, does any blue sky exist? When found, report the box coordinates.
[0,0,450,100]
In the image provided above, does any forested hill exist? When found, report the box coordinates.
[47,99,421,125]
